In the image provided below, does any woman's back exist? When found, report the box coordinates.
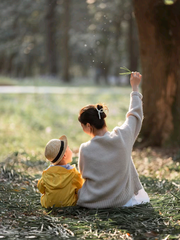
[77,126,142,208]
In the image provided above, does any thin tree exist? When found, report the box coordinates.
[128,3,139,73]
[46,0,57,76]
[62,0,71,82]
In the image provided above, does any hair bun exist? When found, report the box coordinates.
[78,103,108,129]
[97,104,103,110]
[96,103,108,119]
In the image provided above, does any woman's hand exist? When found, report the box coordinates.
[130,72,142,91]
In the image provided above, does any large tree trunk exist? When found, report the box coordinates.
[62,0,71,82]
[46,0,57,76]
[133,0,180,146]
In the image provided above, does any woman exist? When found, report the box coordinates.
[77,72,149,208]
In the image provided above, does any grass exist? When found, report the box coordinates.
[164,0,176,5]
[1,80,180,239]
[0,75,111,87]
[0,75,73,86]
[1,160,180,239]
[0,87,129,162]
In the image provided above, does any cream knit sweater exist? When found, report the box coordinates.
[77,91,143,208]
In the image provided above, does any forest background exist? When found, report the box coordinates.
[0,0,137,83]
[0,0,141,158]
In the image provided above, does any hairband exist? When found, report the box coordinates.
[96,108,104,119]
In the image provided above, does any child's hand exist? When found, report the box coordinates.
[130,72,142,91]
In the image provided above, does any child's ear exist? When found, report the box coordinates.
[87,123,91,128]
[62,153,66,159]
[62,148,68,160]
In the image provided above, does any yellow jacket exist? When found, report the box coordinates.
[37,165,83,208]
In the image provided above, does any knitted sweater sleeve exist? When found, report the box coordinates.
[78,144,90,180]
[123,91,143,144]
[78,144,84,176]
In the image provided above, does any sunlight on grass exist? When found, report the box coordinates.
[0,88,130,162]
[0,76,19,86]
[1,87,179,183]
[164,0,176,5]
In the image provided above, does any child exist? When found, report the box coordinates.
[37,135,83,208]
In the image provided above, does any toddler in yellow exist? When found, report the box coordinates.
[37,135,83,208]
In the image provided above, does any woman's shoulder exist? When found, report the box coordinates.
[110,125,132,141]
[110,126,123,135]
[113,124,130,133]
[79,140,91,150]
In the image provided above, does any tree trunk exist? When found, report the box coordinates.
[62,0,71,82]
[46,0,57,76]
[128,4,139,72]
[113,10,122,79]
[133,0,180,146]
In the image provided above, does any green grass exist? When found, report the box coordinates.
[164,0,176,5]
[0,75,71,86]
[0,75,113,87]
[0,87,130,163]
[1,165,180,239]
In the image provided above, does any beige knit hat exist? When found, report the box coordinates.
[44,135,68,165]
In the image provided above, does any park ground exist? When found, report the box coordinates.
[0,78,180,239]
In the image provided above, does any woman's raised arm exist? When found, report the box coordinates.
[123,72,143,144]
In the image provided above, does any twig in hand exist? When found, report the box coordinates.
[119,66,132,75]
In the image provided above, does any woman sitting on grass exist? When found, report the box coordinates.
[77,72,149,208]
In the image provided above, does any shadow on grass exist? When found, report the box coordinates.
[1,163,180,239]
[49,204,163,239]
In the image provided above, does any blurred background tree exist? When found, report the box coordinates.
[0,0,138,84]
[46,0,58,76]
[133,0,180,147]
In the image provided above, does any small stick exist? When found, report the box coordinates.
[119,66,132,75]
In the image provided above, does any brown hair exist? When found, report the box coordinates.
[78,103,108,129]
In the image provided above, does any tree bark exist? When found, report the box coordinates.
[128,5,139,72]
[46,0,57,76]
[133,0,180,146]
[62,0,71,82]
